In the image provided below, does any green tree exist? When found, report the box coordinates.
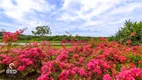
[110,20,142,45]
[0,32,2,36]
[32,26,51,36]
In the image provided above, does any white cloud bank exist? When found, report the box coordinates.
[0,0,142,36]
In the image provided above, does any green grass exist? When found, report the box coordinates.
[0,39,2,42]
[15,40,61,43]
[51,45,71,49]
[0,39,61,43]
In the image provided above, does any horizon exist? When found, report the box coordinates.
[0,0,142,37]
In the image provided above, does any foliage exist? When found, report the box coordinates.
[0,31,103,42]
[0,32,2,36]
[32,26,51,36]
[110,20,142,45]
[16,35,98,42]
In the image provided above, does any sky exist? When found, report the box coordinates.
[0,0,142,37]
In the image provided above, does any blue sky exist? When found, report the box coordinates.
[0,0,142,37]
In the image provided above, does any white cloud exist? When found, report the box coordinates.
[0,0,54,32]
[108,2,142,15]
[60,0,135,22]
[56,0,142,36]
[61,0,126,20]
[57,13,77,21]
[0,0,54,21]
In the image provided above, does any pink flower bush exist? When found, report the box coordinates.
[116,68,142,80]
[0,32,142,80]
[2,29,24,43]
[0,54,13,65]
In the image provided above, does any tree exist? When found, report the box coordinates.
[0,32,2,36]
[32,26,51,36]
[110,20,142,45]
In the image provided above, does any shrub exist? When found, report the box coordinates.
[110,20,142,45]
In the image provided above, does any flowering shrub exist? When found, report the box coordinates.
[116,68,142,80]
[2,29,24,52]
[2,29,24,43]
[0,30,142,79]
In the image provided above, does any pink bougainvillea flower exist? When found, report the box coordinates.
[130,32,136,37]
[103,74,112,80]
[116,68,142,80]
[126,40,132,44]
[17,65,26,71]
[2,29,24,43]
[78,68,87,77]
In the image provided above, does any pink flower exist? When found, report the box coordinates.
[116,68,142,80]
[72,67,79,72]
[72,54,79,58]
[21,58,33,66]
[87,61,95,70]
[58,69,76,80]
[56,52,68,61]
[103,74,112,80]
[17,65,26,71]
[139,60,142,64]
[0,54,13,65]
[100,37,107,41]
[126,40,131,44]
[130,32,136,37]
[118,56,127,63]
[32,42,38,47]
[79,57,84,63]
[37,74,54,80]
[58,70,69,80]
[41,61,54,73]
[102,63,110,69]
[93,66,102,75]
[13,61,19,68]
[57,61,66,69]
[78,68,87,77]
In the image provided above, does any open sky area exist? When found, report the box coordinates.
[0,0,142,37]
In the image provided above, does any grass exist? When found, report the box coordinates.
[0,39,2,42]
[51,45,71,49]
[0,39,61,43]
[16,40,61,43]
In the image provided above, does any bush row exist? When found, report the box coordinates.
[16,35,101,42]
